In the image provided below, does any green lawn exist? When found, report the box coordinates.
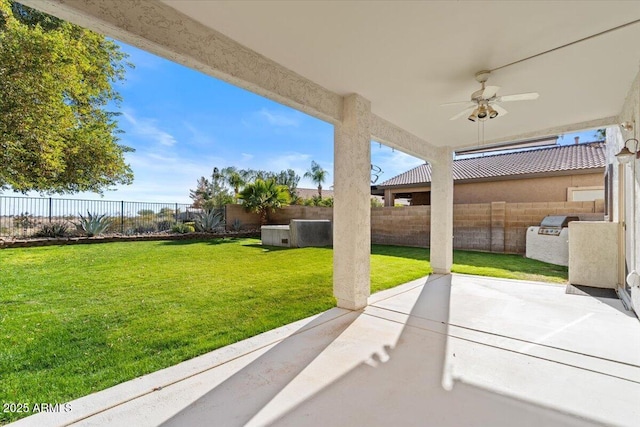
[0,238,566,423]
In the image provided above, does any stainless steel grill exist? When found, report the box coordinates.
[537,215,579,236]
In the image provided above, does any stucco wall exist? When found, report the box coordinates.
[386,172,604,205]
[569,222,618,288]
[453,173,603,204]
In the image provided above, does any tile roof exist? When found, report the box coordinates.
[378,142,606,187]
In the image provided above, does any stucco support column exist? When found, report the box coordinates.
[334,94,371,310]
[430,147,454,274]
[384,189,395,207]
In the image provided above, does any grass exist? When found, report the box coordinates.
[0,239,567,423]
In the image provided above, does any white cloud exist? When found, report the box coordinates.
[258,108,301,127]
[123,111,177,147]
[265,152,312,172]
[183,121,216,147]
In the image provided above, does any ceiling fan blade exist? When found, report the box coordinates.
[482,85,500,99]
[440,101,475,107]
[497,92,539,102]
[491,103,508,117]
[449,107,476,121]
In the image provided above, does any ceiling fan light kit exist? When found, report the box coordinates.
[443,70,539,122]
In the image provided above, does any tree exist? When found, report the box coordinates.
[0,0,134,194]
[594,129,606,140]
[189,167,233,209]
[304,161,328,198]
[274,169,300,203]
[239,179,290,224]
[221,166,248,203]
[158,207,174,218]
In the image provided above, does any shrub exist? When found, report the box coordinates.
[130,224,157,234]
[171,223,195,234]
[231,218,242,232]
[77,212,112,237]
[33,223,70,238]
[194,209,224,232]
[303,196,333,207]
[156,220,175,232]
[13,212,38,230]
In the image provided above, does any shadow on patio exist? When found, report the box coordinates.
[160,275,639,427]
[14,275,640,427]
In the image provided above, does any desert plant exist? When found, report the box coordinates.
[156,219,175,232]
[13,212,38,230]
[77,212,112,237]
[33,223,70,238]
[303,196,333,207]
[239,179,291,224]
[231,218,242,232]
[194,209,224,232]
[171,223,195,234]
[131,224,157,234]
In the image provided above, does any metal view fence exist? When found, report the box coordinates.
[0,196,205,237]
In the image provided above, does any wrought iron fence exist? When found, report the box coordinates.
[0,196,212,238]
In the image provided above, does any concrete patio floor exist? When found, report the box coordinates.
[13,274,640,427]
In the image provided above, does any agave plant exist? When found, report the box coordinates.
[194,209,224,232]
[77,211,112,237]
[33,222,70,238]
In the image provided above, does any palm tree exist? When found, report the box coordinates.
[239,179,291,224]
[221,166,247,203]
[304,161,328,198]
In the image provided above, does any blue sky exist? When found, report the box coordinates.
[30,42,601,204]
[78,42,429,204]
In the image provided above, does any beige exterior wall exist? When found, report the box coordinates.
[384,172,604,205]
[454,173,603,203]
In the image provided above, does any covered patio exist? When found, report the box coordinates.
[14,274,640,426]
[12,1,640,425]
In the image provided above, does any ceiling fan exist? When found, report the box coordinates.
[442,70,539,122]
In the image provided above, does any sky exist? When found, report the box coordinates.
[26,42,601,204]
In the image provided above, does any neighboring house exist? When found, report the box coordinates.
[373,141,606,207]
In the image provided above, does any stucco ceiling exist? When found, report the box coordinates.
[160,1,640,149]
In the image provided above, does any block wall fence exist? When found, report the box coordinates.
[225,200,604,254]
